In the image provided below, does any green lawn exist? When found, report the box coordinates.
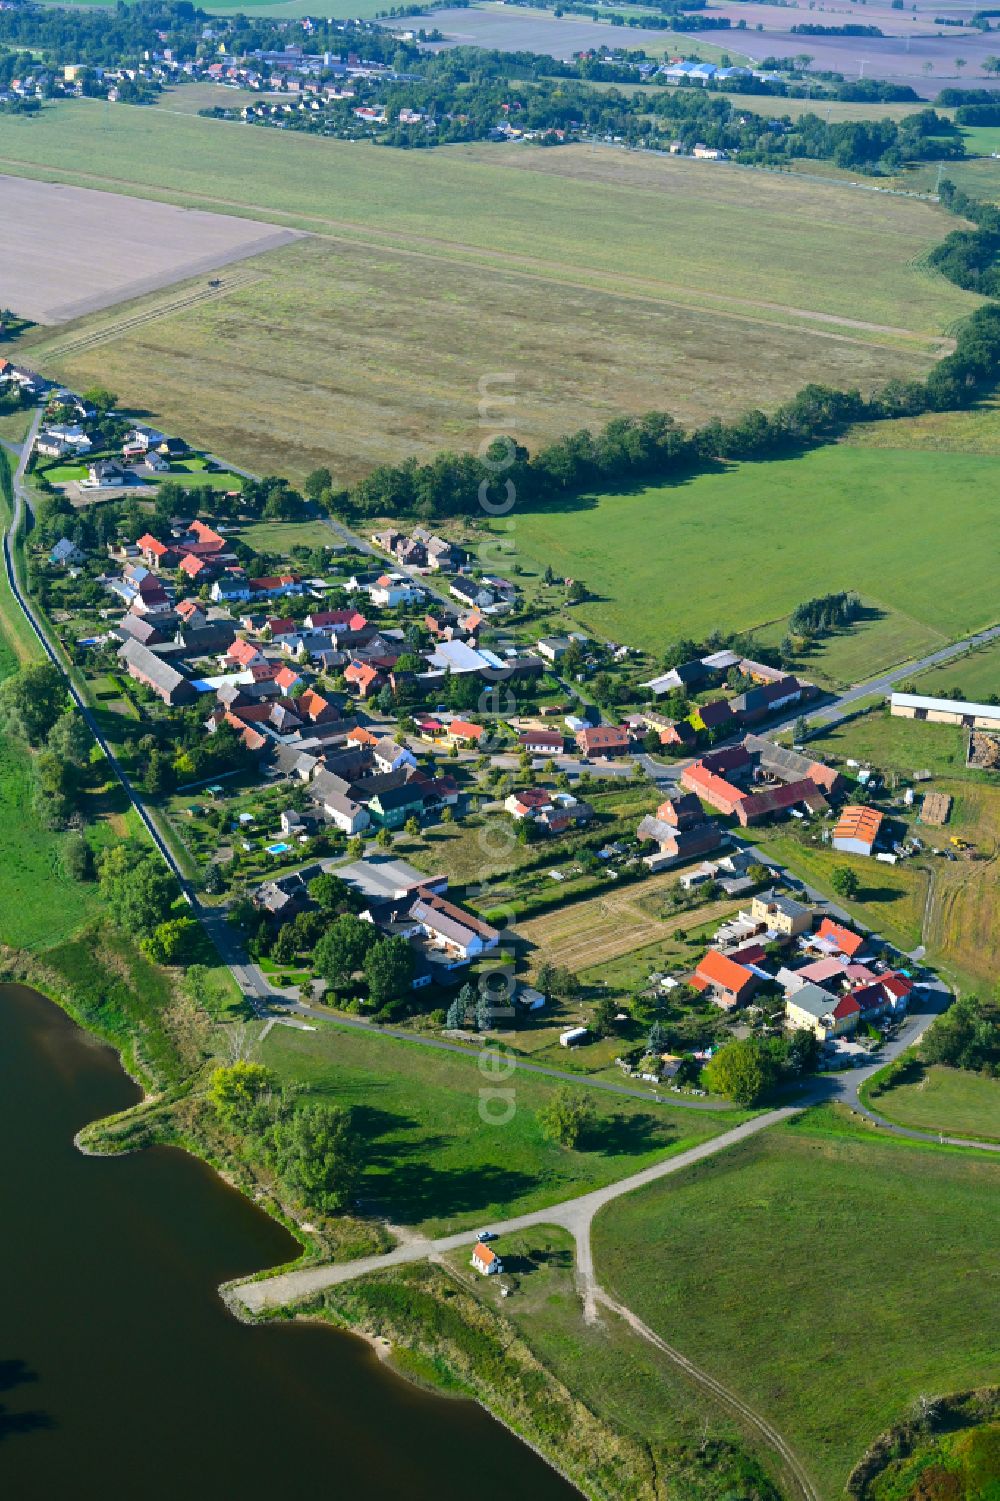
[235,519,341,553]
[911,637,1000,703]
[592,1110,1000,1500]
[259,1020,744,1235]
[805,706,973,780]
[868,1064,1000,1142]
[507,446,1000,665]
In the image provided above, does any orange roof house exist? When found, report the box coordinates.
[815,917,866,958]
[691,949,760,1010]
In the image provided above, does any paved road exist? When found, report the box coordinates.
[233,1105,798,1316]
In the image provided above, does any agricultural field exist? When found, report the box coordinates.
[506,446,1000,672]
[868,1063,1000,1141]
[0,174,299,324]
[3,100,978,481]
[515,876,734,975]
[592,1110,1000,1501]
[258,1020,742,1235]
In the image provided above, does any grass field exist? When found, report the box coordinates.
[911,637,1000,701]
[592,1110,1000,1500]
[258,1020,742,1235]
[846,395,1000,456]
[2,100,976,481]
[805,706,972,779]
[868,1063,1000,1141]
[505,445,1000,670]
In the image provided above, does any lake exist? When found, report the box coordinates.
[0,983,579,1498]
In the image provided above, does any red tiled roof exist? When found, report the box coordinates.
[180,554,206,577]
[138,533,170,557]
[816,918,865,957]
[832,804,883,847]
[693,950,755,995]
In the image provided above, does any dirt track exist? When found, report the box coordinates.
[0,174,301,323]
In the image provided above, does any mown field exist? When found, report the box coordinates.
[259,1020,743,1235]
[869,1064,1000,1141]
[507,445,999,676]
[592,1110,1000,1501]
[4,99,977,481]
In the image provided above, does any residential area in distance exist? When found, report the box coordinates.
[1,7,999,1497]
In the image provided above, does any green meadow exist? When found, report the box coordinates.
[259,1020,742,1236]
[593,1110,1000,1500]
[507,444,999,678]
[866,1064,1000,1142]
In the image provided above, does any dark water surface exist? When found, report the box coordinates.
[0,984,578,1499]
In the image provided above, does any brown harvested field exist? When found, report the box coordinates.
[0,174,301,323]
[517,878,734,974]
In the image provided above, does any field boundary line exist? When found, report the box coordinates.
[0,156,951,357]
[36,271,264,360]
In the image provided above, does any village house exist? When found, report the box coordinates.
[49,537,85,567]
[471,1241,503,1275]
[117,638,196,706]
[750,889,811,938]
[785,982,861,1040]
[406,889,500,959]
[373,736,418,775]
[576,724,631,758]
[518,727,565,756]
[691,949,761,1009]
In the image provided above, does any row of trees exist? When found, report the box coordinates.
[328,304,1000,524]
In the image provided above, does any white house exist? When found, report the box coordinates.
[369,573,425,608]
[372,736,418,775]
[471,1241,503,1275]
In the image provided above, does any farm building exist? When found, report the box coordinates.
[890,692,1000,732]
[831,805,883,857]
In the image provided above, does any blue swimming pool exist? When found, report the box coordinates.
[267,843,291,855]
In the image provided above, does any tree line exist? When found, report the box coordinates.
[322,303,1000,521]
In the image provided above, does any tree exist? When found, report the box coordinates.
[47,711,92,768]
[831,865,861,900]
[82,386,117,414]
[304,466,332,502]
[0,662,66,745]
[347,836,365,859]
[593,995,617,1038]
[98,845,179,938]
[145,747,176,797]
[62,831,94,881]
[475,987,494,1032]
[785,1027,821,1076]
[271,1102,361,1213]
[375,825,394,849]
[704,1038,777,1105]
[364,935,414,1009]
[647,1020,669,1054]
[747,864,769,887]
[313,913,378,988]
[209,1061,275,1126]
[445,994,466,1029]
[143,916,205,965]
[308,872,356,914]
[538,1086,595,1148]
[404,815,421,837]
[922,996,998,1072]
